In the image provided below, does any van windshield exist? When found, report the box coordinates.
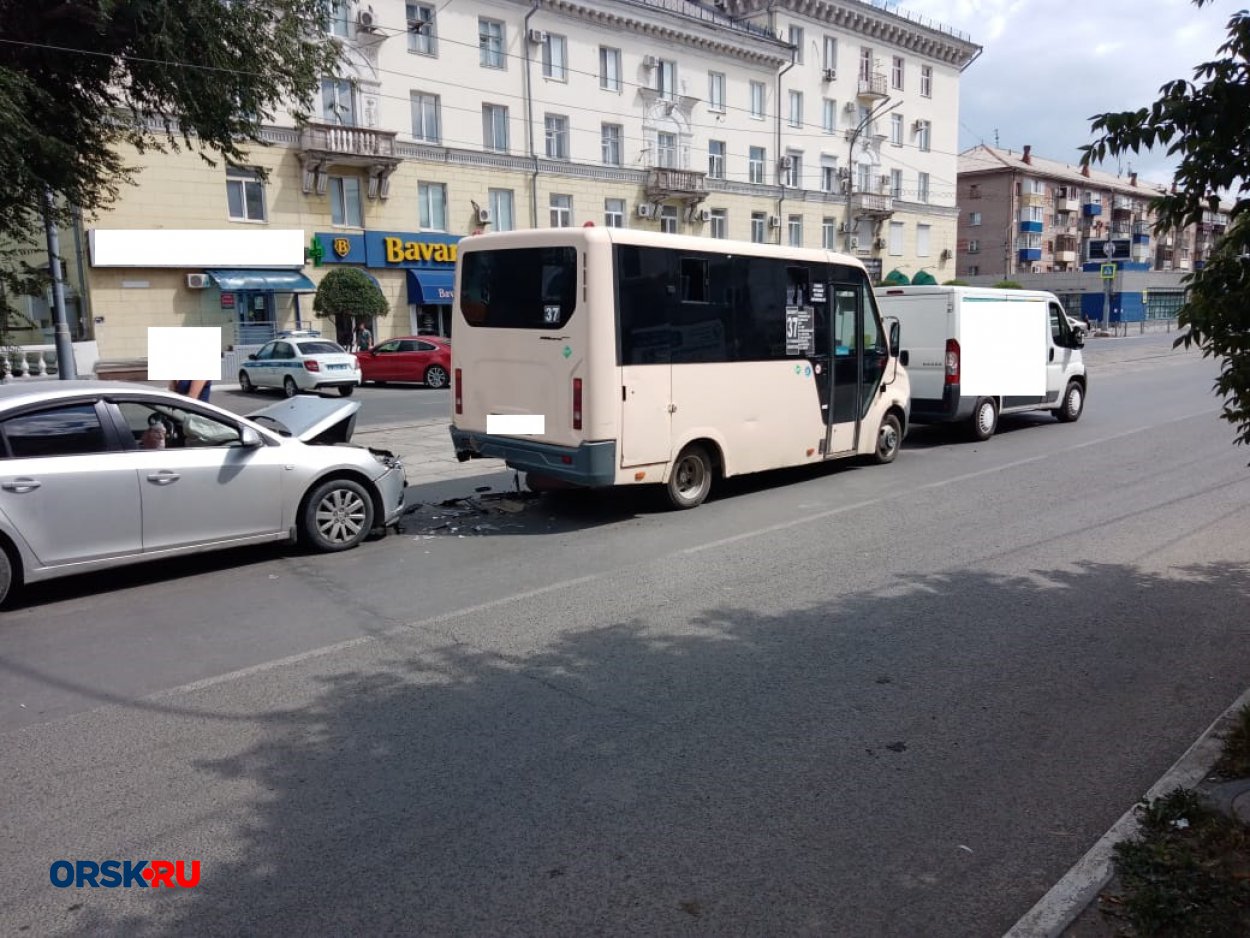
[459,246,578,329]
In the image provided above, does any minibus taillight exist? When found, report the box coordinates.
[572,378,583,430]
[944,339,960,385]
[454,368,463,414]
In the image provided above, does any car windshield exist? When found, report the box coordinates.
[297,341,346,355]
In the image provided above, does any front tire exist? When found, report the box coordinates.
[873,413,902,464]
[968,398,998,442]
[339,384,356,397]
[424,365,449,389]
[0,546,13,607]
[283,376,298,398]
[666,444,713,509]
[239,370,255,393]
[1057,381,1084,423]
[300,478,374,552]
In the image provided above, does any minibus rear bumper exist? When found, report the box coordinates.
[450,427,617,487]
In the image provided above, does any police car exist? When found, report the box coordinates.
[238,336,362,397]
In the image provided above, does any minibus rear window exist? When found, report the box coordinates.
[460,247,578,329]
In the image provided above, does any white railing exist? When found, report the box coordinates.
[0,341,99,380]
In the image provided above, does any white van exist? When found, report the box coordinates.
[874,285,1086,440]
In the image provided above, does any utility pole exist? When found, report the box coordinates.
[42,187,77,380]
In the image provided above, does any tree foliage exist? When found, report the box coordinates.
[1082,1,1250,449]
[313,268,389,320]
[992,280,1024,290]
[0,0,340,328]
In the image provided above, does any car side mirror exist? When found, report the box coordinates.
[248,354,257,361]
[1072,331,1085,349]
[888,320,901,358]
[239,426,264,448]
[900,350,910,367]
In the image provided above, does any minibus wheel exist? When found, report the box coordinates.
[667,444,713,509]
[873,413,902,464]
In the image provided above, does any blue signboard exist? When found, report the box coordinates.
[313,231,462,269]
[312,232,367,265]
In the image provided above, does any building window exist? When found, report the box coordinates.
[916,119,931,152]
[479,19,505,69]
[600,47,621,91]
[751,212,766,243]
[920,65,932,97]
[657,59,677,99]
[784,150,802,188]
[708,140,726,179]
[482,104,508,152]
[969,184,981,199]
[550,194,572,227]
[750,81,766,119]
[859,47,873,82]
[708,71,726,112]
[605,198,625,228]
[822,217,836,249]
[710,209,727,239]
[889,168,902,199]
[411,92,440,143]
[788,215,803,247]
[320,78,355,125]
[656,132,677,169]
[418,182,446,230]
[857,161,873,194]
[918,172,930,204]
[226,168,266,222]
[659,205,678,234]
[968,239,980,254]
[545,114,569,160]
[542,33,567,81]
[917,223,931,257]
[329,176,362,227]
[328,0,350,37]
[969,211,982,226]
[823,36,838,73]
[489,189,514,231]
[888,220,904,256]
[748,146,765,184]
[406,3,436,55]
[823,98,836,134]
[968,265,979,275]
[820,155,838,193]
[892,55,904,90]
[890,113,903,146]
[788,90,803,128]
[788,25,805,63]
[602,123,622,166]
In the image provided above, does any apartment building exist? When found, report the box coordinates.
[27,0,981,360]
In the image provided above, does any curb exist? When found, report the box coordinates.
[1002,684,1250,938]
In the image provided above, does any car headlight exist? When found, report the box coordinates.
[369,447,401,469]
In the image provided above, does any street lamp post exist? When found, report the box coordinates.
[843,98,900,256]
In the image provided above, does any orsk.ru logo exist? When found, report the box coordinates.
[50,860,201,889]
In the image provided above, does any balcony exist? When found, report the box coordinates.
[1054,250,1077,263]
[1019,220,1043,233]
[1112,195,1134,212]
[1082,202,1102,217]
[852,192,894,217]
[1018,248,1042,262]
[646,167,707,201]
[299,122,401,199]
[1021,192,1045,208]
[1055,196,1079,212]
[1132,232,1151,245]
[857,73,888,101]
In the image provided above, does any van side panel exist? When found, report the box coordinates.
[885,293,952,419]
[959,297,1047,397]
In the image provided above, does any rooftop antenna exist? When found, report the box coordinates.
[994,128,999,147]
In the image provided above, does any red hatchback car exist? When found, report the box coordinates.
[356,336,452,388]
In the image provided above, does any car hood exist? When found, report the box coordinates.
[245,397,361,444]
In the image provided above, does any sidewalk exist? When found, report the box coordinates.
[349,417,505,487]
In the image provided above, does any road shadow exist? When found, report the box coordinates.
[30,559,1250,937]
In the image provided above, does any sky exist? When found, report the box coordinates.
[887,0,1244,185]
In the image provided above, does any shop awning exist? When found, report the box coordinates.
[206,269,317,292]
[406,269,455,305]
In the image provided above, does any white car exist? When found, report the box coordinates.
[0,383,406,606]
[238,337,361,397]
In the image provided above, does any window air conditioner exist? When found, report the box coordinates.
[875,237,887,249]
[912,120,923,131]
[528,29,546,44]
[822,68,836,82]
[849,236,859,250]
[186,273,210,289]
[356,6,378,30]
[843,101,857,114]
[642,55,658,69]
[778,156,793,171]
[768,215,782,229]
[637,203,653,218]
[838,222,851,233]
[476,208,491,224]
[698,208,712,222]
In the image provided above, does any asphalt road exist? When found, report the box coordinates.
[213,383,451,427]
[3,333,1249,937]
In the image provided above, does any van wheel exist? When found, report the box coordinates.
[1057,382,1084,423]
[873,413,902,464]
[666,444,713,509]
[969,398,998,441]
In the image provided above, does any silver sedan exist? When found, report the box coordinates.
[0,382,406,605]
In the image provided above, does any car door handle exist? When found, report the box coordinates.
[146,471,181,485]
[1049,348,1055,362]
[1,477,41,493]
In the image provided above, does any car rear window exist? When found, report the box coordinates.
[459,246,577,329]
[297,341,346,355]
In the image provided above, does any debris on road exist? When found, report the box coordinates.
[404,489,541,536]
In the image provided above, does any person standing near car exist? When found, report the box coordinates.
[355,321,373,352]
[168,379,212,402]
